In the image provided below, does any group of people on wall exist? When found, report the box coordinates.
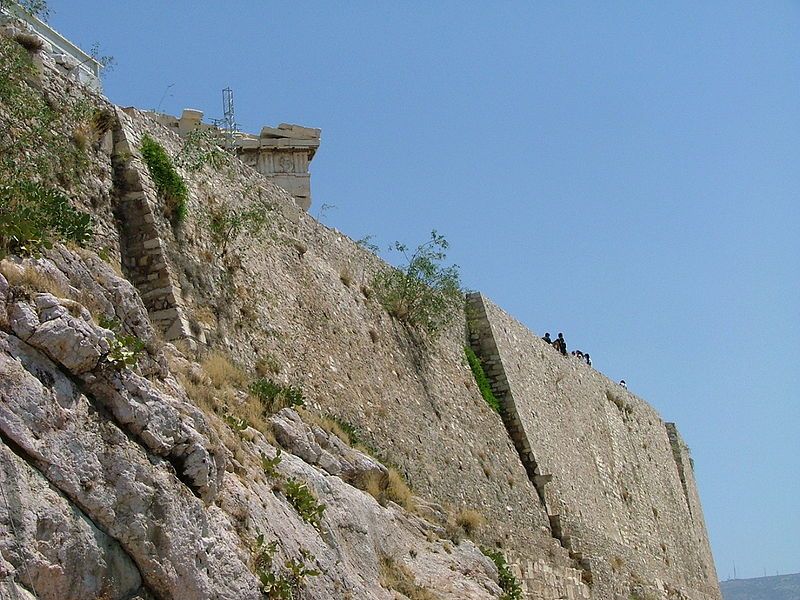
[541,332,592,366]
[541,331,628,388]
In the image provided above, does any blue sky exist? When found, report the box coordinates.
[48,0,799,581]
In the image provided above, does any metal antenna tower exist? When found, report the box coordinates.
[222,87,238,147]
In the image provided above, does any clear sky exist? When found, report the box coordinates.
[47,0,799,581]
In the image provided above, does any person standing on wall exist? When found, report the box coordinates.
[556,333,567,356]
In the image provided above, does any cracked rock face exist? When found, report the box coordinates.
[0,254,506,600]
[0,442,142,600]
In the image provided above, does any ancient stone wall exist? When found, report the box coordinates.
[110,107,192,340]
[467,292,721,600]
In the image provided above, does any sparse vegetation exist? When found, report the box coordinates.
[260,448,282,479]
[356,468,415,511]
[282,478,325,531]
[464,346,501,413]
[0,0,50,20]
[355,234,379,253]
[481,547,523,600]
[1,34,94,185]
[205,202,271,256]
[0,181,92,258]
[251,378,305,414]
[106,333,146,369]
[455,508,485,537]
[379,555,438,600]
[255,354,282,377]
[175,127,226,172]
[372,230,463,335]
[253,535,320,600]
[140,134,188,224]
[202,352,248,389]
[0,262,68,297]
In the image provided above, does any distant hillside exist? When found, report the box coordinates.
[721,573,800,600]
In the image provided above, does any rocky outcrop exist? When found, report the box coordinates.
[0,258,507,600]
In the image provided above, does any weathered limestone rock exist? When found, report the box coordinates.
[0,331,260,600]
[24,293,112,374]
[0,442,143,600]
[82,368,225,502]
[270,408,387,481]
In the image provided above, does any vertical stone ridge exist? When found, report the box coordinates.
[466,292,593,581]
[665,422,694,519]
[110,108,192,341]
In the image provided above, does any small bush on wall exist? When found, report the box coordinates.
[372,230,464,336]
[140,134,188,224]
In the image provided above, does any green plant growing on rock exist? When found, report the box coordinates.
[253,535,320,600]
[176,128,226,172]
[481,548,523,600]
[261,448,282,479]
[251,378,305,414]
[0,182,93,258]
[223,412,250,432]
[282,477,325,531]
[464,346,501,413]
[372,230,463,336]
[205,203,271,256]
[106,333,146,369]
[0,35,93,185]
[140,134,188,224]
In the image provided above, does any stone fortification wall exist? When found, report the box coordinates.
[467,292,721,600]
[110,107,192,340]
[109,109,600,597]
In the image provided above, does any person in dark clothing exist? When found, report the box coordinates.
[542,332,552,345]
[584,353,592,367]
[557,333,567,356]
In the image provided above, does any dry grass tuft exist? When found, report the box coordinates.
[455,508,485,537]
[202,352,248,390]
[0,262,69,298]
[378,555,438,600]
[299,409,351,445]
[255,353,281,377]
[339,268,353,287]
[610,555,625,572]
[356,468,415,512]
[193,306,217,327]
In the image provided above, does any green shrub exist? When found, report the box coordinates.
[1,35,91,185]
[223,412,250,432]
[106,334,146,369]
[253,535,320,600]
[372,230,463,335]
[175,128,226,172]
[283,477,325,531]
[251,378,304,414]
[140,134,188,223]
[464,346,501,413]
[0,181,92,257]
[481,548,523,600]
[261,448,282,479]
[205,203,271,256]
